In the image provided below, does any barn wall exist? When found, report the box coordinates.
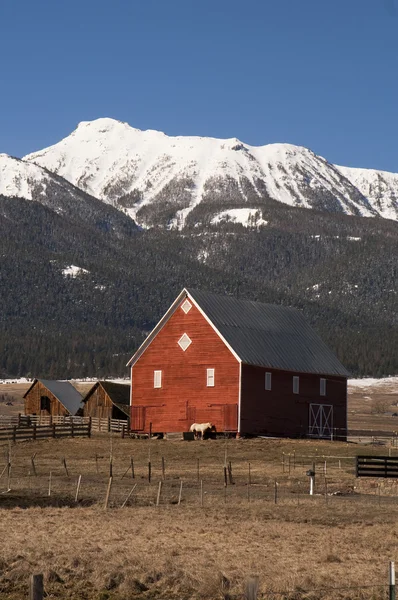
[240,366,347,438]
[131,300,240,433]
[24,381,70,417]
[83,385,113,419]
[83,385,129,420]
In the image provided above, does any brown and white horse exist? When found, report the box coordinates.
[189,422,213,440]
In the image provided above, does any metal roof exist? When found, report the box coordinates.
[187,289,350,377]
[97,381,130,406]
[37,380,83,415]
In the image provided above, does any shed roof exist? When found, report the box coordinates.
[24,379,83,415]
[187,289,350,377]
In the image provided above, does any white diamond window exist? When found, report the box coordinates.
[181,299,192,314]
[178,333,192,351]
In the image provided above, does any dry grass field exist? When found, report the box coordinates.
[1,434,398,599]
[1,378,398,599]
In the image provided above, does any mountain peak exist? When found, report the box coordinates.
[23,118,398,227]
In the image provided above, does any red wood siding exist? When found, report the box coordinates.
[131,300,240,433]
[240,365,347,438]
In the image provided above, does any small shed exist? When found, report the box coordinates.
[82,381,130,421]
[24,379,83,416]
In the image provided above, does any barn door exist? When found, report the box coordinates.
[224,404,238,431]
[132,406,145,431]
[309,404,333,439]
[187,405,196,425]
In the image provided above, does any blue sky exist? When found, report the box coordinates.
[1,0,398,170]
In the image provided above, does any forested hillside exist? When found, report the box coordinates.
[0,195,396,378]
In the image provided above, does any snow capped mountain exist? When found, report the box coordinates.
[23,118,398,227]
[0,153,138,237]
[335,165,398,221]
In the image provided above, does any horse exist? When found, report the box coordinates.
[189,422,213,440]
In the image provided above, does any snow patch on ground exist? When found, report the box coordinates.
[211,208,267,227]
[348,376,398,390]
[62,265,89,278]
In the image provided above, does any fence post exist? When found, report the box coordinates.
[245,576,259,600]
[108,417,111,433]
[71,423,74,438]
[390,561,395,600]
[178,480,183,506]
[33,424,37,441]
[52,423,56,438]
[104,476,113,510]
[156,481,162,506]
[88,417,92,438]
[29,573,44,600]
[12,426,16,443]
[75,475,82,503]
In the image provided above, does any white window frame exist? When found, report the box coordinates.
[178,333,192,351]
[181,299,192,314]
[207,368,215,387]
[265,372,272,391]
[320,378,326,396]
[293,376,299,394]
[154,370,162,388]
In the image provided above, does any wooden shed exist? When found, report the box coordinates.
[128,288,349,439]
[82,381,130,421]
[24,379,83,417]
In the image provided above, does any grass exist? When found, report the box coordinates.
[1,434,398,599]
[1,378,398,598]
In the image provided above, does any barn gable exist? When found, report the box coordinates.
[128,288,349,378]
[24,379,83,416]
[83,381,131,419]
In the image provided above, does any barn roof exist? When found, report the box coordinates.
[24,379,83,415]
[83,381,130,416]
[187,289,350,377]
[127,288,349,378]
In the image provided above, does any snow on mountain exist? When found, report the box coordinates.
[24,117,390,229]
[0,153,138,237]
[211,208,268,228]
[336,165,398,221]
[0,153,53,200]
[62,265,90,278]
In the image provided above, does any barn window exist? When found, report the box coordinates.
[265,372,272,391]
[154,370,162,388]
[40,395,51,411]
[320,378,326,396]
[293,376,299,394]
[178,333,192,351]
[207,368,215,387]
[181,299,192,314]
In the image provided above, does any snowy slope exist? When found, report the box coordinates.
[23,118,396,227]
[0,153,138,236]
[336,165,398,221]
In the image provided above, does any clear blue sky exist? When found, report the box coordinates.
[1,0,398,171]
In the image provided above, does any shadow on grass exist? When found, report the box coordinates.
[0,493,97,509]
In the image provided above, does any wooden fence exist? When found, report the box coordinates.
[0,414,129,436]
[0,422,91,443]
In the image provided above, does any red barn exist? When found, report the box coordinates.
[127,289,349,439]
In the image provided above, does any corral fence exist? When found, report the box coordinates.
[0,414,129,436]
[0,422,91,443]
